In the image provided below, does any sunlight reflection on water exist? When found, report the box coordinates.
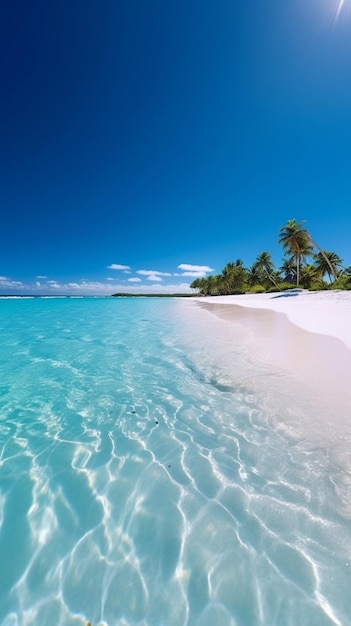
[0,298,350,625]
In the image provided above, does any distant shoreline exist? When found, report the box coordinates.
[0,293,193,298]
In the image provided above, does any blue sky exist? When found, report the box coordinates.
[1,0,351,294]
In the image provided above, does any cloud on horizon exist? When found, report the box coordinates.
[0,261,215,296]
[0,276,193,296]
[0,276,25,289]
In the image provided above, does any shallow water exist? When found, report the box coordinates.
[0,297,350,626]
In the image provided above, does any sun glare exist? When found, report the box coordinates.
[333,0,351,21]
[335,0,346,19]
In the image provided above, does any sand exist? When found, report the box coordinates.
[191,290,351,516]
[196,290,351,350]
[193,290,351,428]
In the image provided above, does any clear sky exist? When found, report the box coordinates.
[2,0,351,294]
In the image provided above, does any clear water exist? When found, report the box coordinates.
[0,297,350,626]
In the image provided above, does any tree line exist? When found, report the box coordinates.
[190,219,351,296]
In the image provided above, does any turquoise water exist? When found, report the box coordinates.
[0,297,350,626]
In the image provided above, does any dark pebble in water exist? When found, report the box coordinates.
[155,421,159,424]
[168,465,171,468]
[131,410,136,414]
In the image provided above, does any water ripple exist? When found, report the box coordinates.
[0,298,351,625]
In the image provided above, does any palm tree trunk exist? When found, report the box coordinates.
[267,272,278,287]
[296,254,300,286]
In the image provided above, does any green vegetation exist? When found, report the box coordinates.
[190,219,349,296]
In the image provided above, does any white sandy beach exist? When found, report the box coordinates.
[193,290,351,440]
[197,290,351,350]
[191,290,351,515]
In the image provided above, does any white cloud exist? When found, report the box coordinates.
[107,264,131,271]
[36,275,47,279]
[180,271,208,278]
[147,275,162,282]
[137,270,172,277]
[0,275,194,296]
[0,276,25,288]
[178,264,214,273]
[177,263,214,278]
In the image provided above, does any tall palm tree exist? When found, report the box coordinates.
[278,220,312,286]
[313,250,343,283]
[288,221,340,283]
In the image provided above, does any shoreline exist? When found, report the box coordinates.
[191,292,351,449]
[194,290,351,350]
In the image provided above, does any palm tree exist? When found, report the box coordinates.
[190,277,205,294]
[247,263,262,287]
[290,221,340,283]
[206,274,221,295]
[280,257,297,284]
[220,260,248,294]
[278,220,312,286]
[313,251,343,283]
[300,264,322,289]
[307,234,340,282]
[221,262,236,294]
[255,251,277,287]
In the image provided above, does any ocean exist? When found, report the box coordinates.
[0,297,350,626]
